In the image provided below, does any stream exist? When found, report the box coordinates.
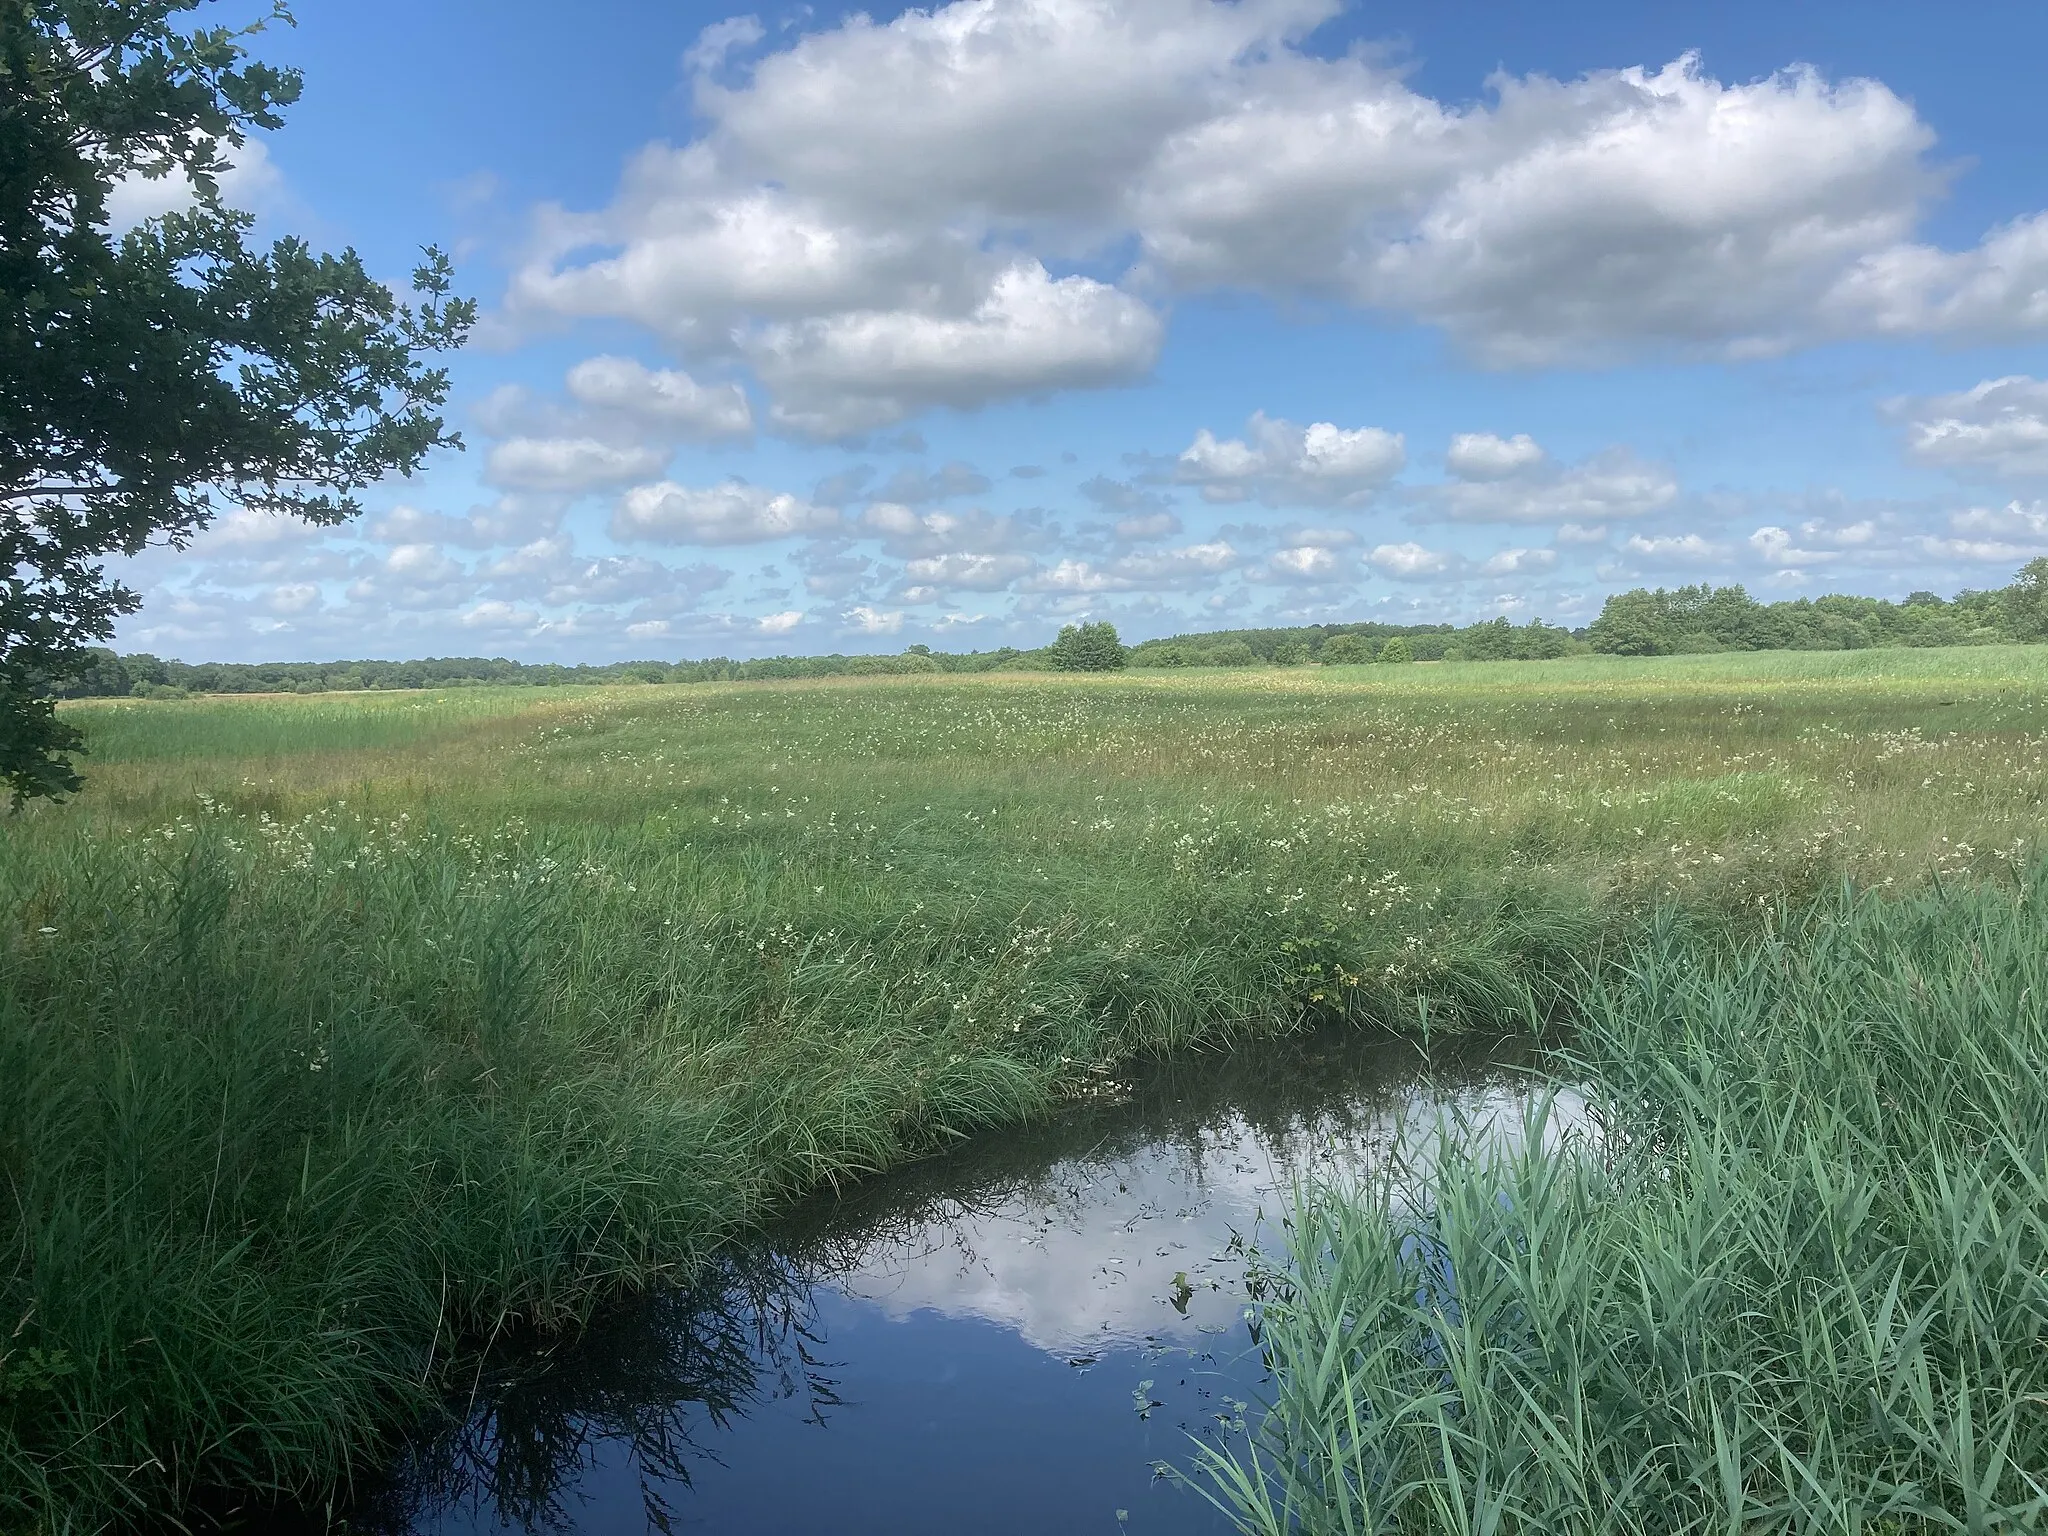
[326,1028,1561,1535]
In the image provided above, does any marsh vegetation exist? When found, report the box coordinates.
[4,649,2046,1529]
[1199,878,2048,1532]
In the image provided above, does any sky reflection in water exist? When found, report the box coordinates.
[361,1029,1573,1536]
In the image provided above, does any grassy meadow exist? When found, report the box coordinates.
[3,648,2047,1528]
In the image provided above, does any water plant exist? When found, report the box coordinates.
[1197,872,2048,1533]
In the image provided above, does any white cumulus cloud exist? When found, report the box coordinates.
[899,552,1038,590]
[1446,433,1546,480]
[1479,546,1557,575]
[844,605,905,633]
[1370,541,1456,580]
[750,262,1162,437]
[564,355,754,440]
[1897,376,2048,479]
[1176,412,1405,505]
[1263,544,1347,582]
[613,481,841,544]
[504,0,2048,426]
[1622,532,1725,564]
[485,437,669,493]
[1427,436,1678,524]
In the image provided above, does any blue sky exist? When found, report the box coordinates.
[114,0,2048,660]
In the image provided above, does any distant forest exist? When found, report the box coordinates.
[51,561,2048,698]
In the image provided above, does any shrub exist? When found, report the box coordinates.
[1377,637,1413,664]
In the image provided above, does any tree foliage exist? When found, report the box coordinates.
[1,0,474,802]
[2001,557,2048,642]
[1585,581,2009,657]
[1048,620,1127,671]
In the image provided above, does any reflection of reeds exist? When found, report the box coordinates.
[5,651,2046,1528]
[1197,874,2048,1533]
[356,1247,832,1535]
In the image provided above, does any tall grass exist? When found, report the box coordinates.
[1198,873,2048,1533]
[5,650,2046,1529]
[0,801,1584,1528]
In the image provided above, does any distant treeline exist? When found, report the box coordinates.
[51,561,2048,697]
[1582,580,2036,655]
[1126,618,1573,666]
[1134,560,2048,665]
[51,645,1054,698]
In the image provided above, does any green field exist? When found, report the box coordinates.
[4,649,2047,1528]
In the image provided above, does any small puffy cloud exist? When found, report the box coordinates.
[1176,412,1405,505]
[1897,376,2048,479]
[472,539,737,619]
[106,138,284,229]
[1108,539,1241,585]
[757,609,805,634]
[844,605,904,633]
[1622,532,1725,564]
[1445,433,1546,480]
[1026,559,1131,594]
[348,542,472,611]
[371,494,569,551]
[546,554,729,608]
[460,600,543,632]
[792,543,875,598]
[1479,546,1557,576]
[1369,541,1456,580]
[380,542,465,583]
[1747,518,1878,568]
[1079,481,1184,542]
[1022,542,1238,594]
[1262,544,1348,582]
[899,552,1037,590]
[1947,501,2048,540]
[479,533,575,576]
[191,506,324,552]
[857,501,1048,558]
[564,355,754,440]
[1911,501,2048,563]
[1427,437,1678,524]
[485,437,669,493]
[265,583,321,615]
[613,481,841,544]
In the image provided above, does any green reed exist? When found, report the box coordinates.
[1197,872,2048,1533]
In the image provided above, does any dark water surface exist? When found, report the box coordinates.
[336,1030,1550,1536]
